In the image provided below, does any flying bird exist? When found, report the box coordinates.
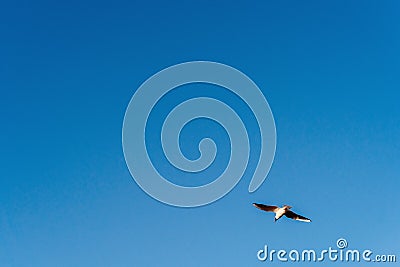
[253,203,311,223]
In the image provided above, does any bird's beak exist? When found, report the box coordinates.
[274,218,277,222]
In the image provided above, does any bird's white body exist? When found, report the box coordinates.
[274,207,286,221]
[274,205,292,221]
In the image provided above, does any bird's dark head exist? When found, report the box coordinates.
[283,205,292,210]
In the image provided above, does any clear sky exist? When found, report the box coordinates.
[1,0,399,266]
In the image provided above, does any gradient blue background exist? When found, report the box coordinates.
[1,1,399,266]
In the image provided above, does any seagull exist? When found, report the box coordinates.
[253,203,312,223]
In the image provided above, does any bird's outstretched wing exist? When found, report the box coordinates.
[253,203,279,213]
[284,210,311,222]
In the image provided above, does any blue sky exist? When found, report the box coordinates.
[1,0,399,266]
